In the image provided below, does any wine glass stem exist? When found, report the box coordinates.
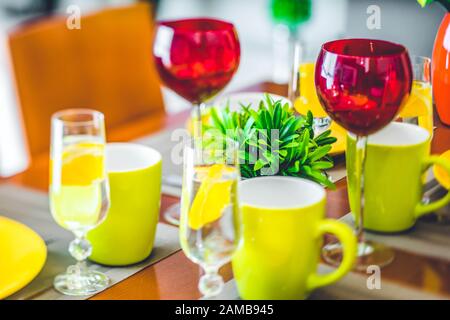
[199,266,224,298]
[193,103,203,139]
[355,135,368,246]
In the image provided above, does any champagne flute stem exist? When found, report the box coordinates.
[68,234,92,272]
[355,135,368,249]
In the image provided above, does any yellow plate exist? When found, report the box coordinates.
[433,150,450,189]
[329,122,347,156]
[0,216,47,299]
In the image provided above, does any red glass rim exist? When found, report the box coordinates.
[321,38,408,58]
[157,18,235,33]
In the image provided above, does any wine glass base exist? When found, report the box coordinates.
[164,203,180,226]
[199,273,224,298]
[54,268,109,296]
[322,240,394,271]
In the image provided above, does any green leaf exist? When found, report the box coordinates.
[308,145,332,162]
[249,109,263,128]
[316,137,337,145]
[264,110,272,132]
[417,0,450,11]
[254,158,267,171]
[273,103,282,128]
[280,117,296,138]
[311,161,334,170]
[283,141,300,149]
[315,130,331,140]
[277,149,288,157]
[264,93,275,115]
[288,160,300,173]
[257,138,269,147]
[280,133,299,143]
[244,116,255,133]
[417,0,433,7]
[210,107,226,134]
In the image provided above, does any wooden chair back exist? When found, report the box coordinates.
[8,3,164,156]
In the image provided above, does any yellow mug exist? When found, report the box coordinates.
[232,177,356,300]
[347,122,450,232]
[88,143,162,266]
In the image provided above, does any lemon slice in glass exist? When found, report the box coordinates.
[188,164,234,230]
[60,142,105,186]
[399,81,431,118]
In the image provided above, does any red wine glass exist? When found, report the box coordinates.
[315,39,412,269]
[153,18,240,225]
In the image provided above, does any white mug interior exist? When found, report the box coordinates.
[239,176,325,209]
[106,143,162,173]
[349,122,430,147]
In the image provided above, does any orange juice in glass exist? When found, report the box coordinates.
[398,56,433,138]
[50,140,108,230]
[289,43,331,132]
[294,62,328,118]
[289,44,345,154]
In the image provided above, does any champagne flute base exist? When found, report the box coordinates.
[322,240,394,271]
[54,268,109,296]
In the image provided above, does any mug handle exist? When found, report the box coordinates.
[415,156,450,218]
[306,219,357,292]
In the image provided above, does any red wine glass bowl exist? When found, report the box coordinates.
[153,18,241,105]
[315,39,412,136]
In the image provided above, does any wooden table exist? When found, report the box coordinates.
[2,82,450,300]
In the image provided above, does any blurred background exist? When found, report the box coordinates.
[0,0,445,176]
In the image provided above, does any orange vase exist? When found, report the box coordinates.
[432,13,450,126]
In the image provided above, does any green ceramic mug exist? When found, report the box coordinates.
[347,122,450,233]
[232,177,357,300]
[88,143,162,265]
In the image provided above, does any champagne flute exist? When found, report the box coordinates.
[315,39,412,269]
[50,109,110,295]
[179,137,240,298]
[153,18,241,225]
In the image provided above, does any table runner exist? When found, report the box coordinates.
[0,184,180,300]
[209,211,450,300]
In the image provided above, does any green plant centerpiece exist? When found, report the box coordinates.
[203,94,337,188]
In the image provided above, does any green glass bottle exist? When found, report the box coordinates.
[270,0,312,29]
